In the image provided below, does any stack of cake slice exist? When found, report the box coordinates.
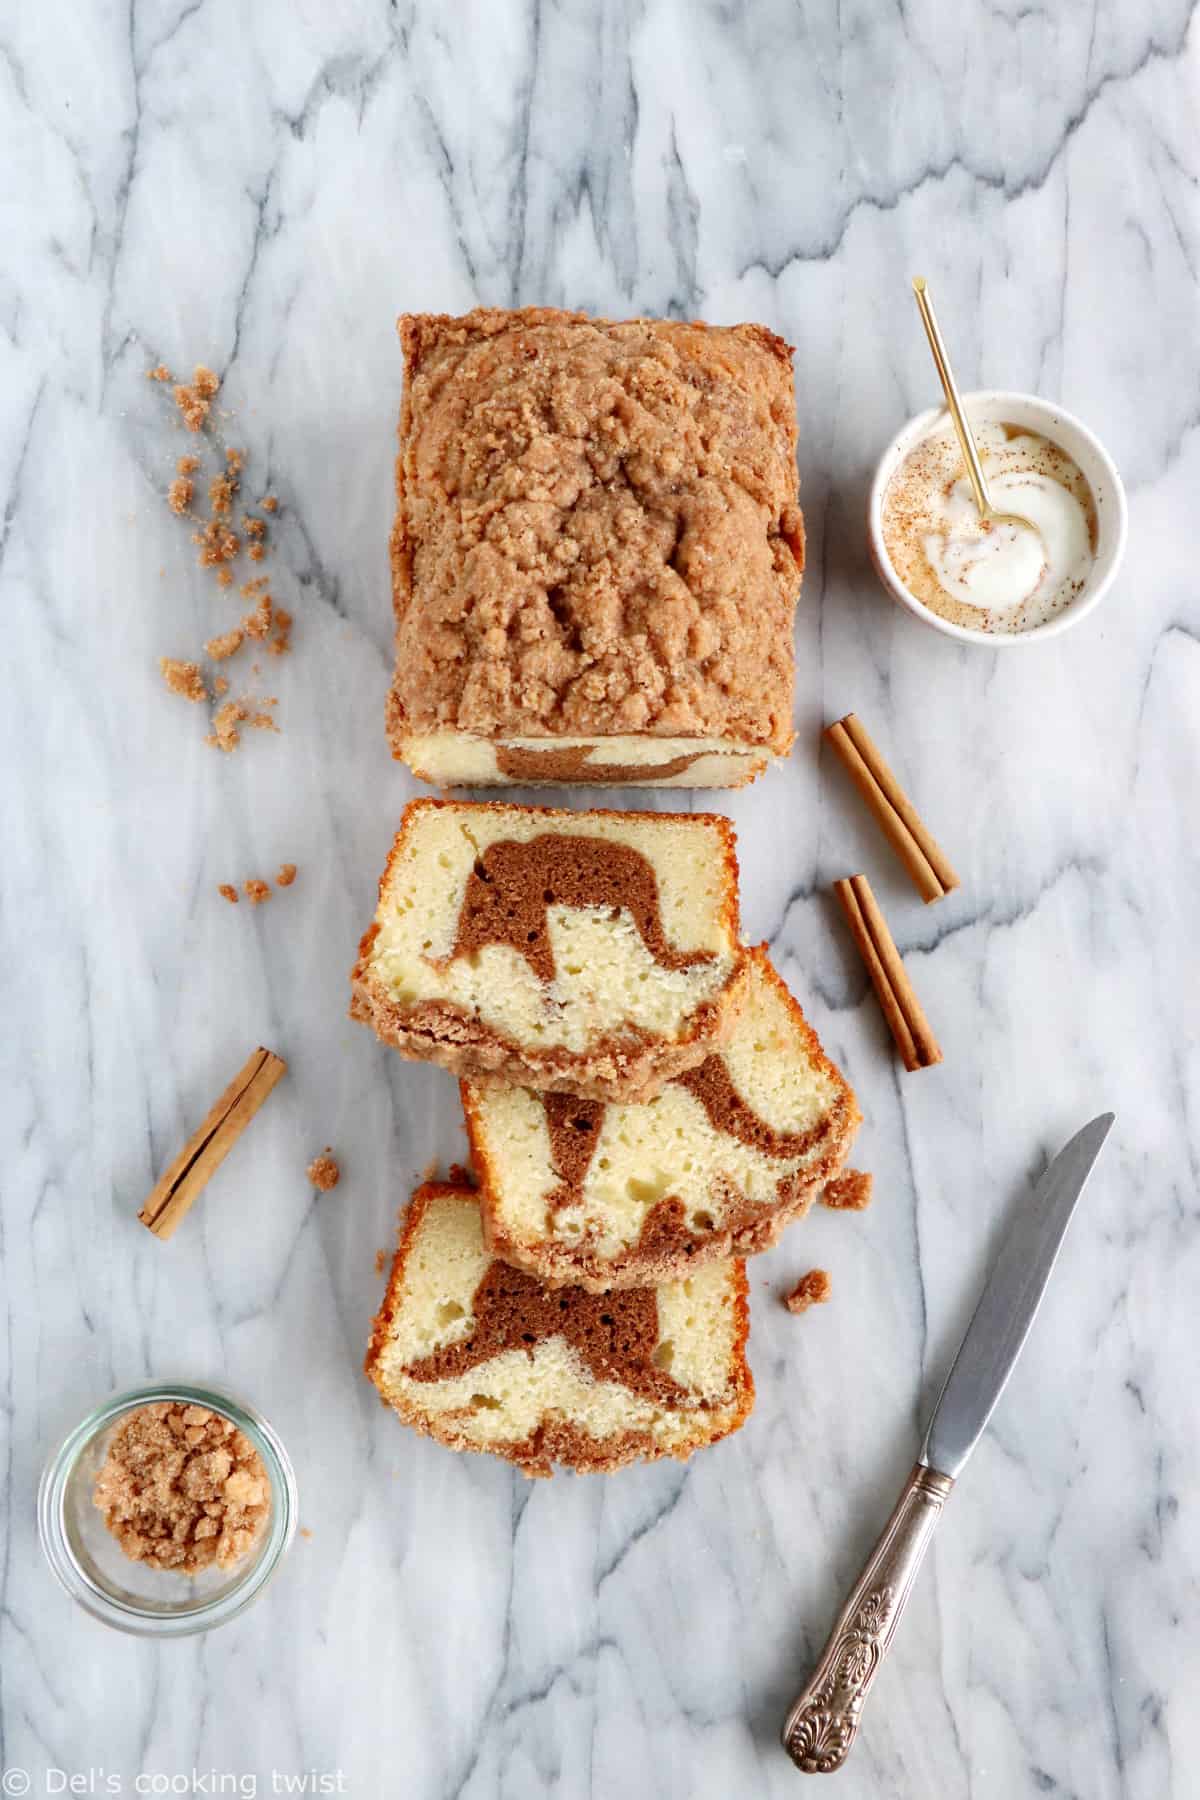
[353,799,861,1477]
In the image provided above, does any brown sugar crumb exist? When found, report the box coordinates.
[214,676,229,696]
[244,879,271,905]
[147,364,172,382]
[205,626,244,661]
[242,594,273,639]
[160,657,207,703]
[177,455,200,476]
[174,365,220,433]
[218,883,239,905]
[276,863,297,887]
[374,1248,389,1276]
[247,542,266,562]
[92,1401,270,1574]
[822,1170,874,1212]
[167,476,194,515]
[308,1150,340,1192]
[207,699,248,751]
[194,520,241,568]
[209,472,238,518]
[267,606,292,657]
[260,495,278,513]
[785,1269,832,1314]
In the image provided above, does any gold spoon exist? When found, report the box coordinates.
[911,276,1037,538]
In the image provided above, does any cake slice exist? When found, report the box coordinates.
[350,799,747,1102]
[463,947,860,1291]
[365,1181,754,1476]
[388,308,805,790]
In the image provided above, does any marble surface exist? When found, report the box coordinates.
[3,2,1199,1795]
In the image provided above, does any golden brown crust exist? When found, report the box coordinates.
[388,307,802,766]
[364,1181,754,1477]
[465,946,861,1289]
[348,799,747,1102]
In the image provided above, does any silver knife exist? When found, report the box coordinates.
[781,1112,1115,1775]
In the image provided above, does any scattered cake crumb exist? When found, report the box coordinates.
[260,495,278,513]
[276,863,297,887]
[308,1150,340,1192]
[244,879,271,905]
[208,699,248,751]
[147,364,172,383]
[92,1401,269,1573]
[218,884,239,905]
[167,476,193,516]
[174,365,220,432]
[177,455,200,476]
[209,472,238,518]
[375,1248,389,1276]
[785,1270,832,1314]
[268,606,292,656]
[822,1170,874,1212]
[160,657,207,703]
[205,627,244,661]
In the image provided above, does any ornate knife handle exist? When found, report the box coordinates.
[781,1462,954,1774]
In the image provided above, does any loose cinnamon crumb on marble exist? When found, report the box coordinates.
[276,863,297,887]
[226,448,244,472]
[218,884,239,905]
[208,699,248,751]
[147,364,172,382]
[209,472,238,518]
[260,495,278,513]
[214,676,229,696]
[160,657,207,703]
[374,1248,389,1276]
[194,519,241,569]
[247,543,266,562]
[167,476,193,516]
[299,1527,313,1541]
[177,455,200,476]
[243,517,267,540]
[785,1269,832,1314]
[267,606,292,656]
[242,594,273,639]
[205,626,244,661]
[822,1170,874,1211]
[244,879,271,905]
[174,365,220,432]
[308,1150,340,1192]
[216,567,234,588]
[93,1401,269,1573]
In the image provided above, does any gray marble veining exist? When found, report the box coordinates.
[2,2,1198,1796]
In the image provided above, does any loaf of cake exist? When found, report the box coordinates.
[462,947,860,1290]
[365,1181,754,1476]
[388,307,805,789]
[350,799,748,1101]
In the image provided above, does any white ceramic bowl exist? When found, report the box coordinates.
[867,390,1128,645]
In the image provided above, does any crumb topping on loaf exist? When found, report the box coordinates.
[389,308,803,753]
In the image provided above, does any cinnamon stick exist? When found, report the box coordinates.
[826,713,960,903]
[138,1046,287,1240]
[834,875,942,1071]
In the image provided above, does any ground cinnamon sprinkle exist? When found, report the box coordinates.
[174,365,220,433]
[218,884,239,905]
[167,477,193,516]
[822,1171,874,1212]
[244,879,271,905]
[205,627,244,661]
[276,863,297,887]
[785,1269,832,1314]
[160,658,207,703]
[93,1402,269,1573]
[308,1150,340,1192]
[147,365,172,383]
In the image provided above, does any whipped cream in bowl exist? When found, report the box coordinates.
[868,392,1127,645]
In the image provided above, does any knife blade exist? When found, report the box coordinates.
[781,1111,1115,1775]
